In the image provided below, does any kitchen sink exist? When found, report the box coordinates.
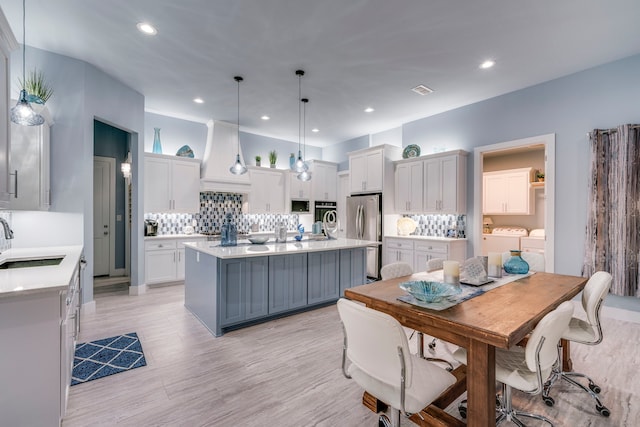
[0,256,64,270]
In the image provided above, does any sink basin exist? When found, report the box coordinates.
[0,256,64,270]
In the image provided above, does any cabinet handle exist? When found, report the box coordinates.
[9,170,17,198]
[173,252,176,262]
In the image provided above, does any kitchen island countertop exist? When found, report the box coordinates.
[184,238,377,259]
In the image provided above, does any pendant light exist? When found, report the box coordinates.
[11,0,45,126]
[291,69,308,173]
[229,75,247,175]
[297,98,312,182]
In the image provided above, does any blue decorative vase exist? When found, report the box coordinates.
[289,153,295,169]
[503,250,529,274]
[152,127,163,154]
[220,213,237,247]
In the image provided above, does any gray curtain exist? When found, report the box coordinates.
[583,124,640,296]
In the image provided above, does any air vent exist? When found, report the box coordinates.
[411,84,434,95]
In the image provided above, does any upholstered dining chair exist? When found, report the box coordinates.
[379,262,452,371]
[502,251,546,272]
[453,301,574,426]
[337,298,457,427]
[425,257,444,272]
[541,271,612,417]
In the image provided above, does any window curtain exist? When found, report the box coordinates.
[583,124,640,296]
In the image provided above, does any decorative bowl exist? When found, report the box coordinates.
[248,235,269,244]
[399,280,461,303]
[397,217,417,236]
[402,144,421,159]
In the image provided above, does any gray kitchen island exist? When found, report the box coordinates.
[183,238,373,336]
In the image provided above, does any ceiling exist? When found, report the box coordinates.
[2,0,640,148]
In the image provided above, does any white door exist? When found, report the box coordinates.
[93,157,114,276]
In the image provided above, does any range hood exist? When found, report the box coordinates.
[200,120,251,193]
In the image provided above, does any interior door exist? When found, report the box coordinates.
[93,157,113,276]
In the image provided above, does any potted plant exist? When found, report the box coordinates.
[536,171,545,182]
[19,69,54,107]
[269,150,277,168]
[255,155,261,167]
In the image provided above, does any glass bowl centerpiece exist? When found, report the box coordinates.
[399,280,461,303]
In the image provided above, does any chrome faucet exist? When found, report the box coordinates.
[0,218,14,240]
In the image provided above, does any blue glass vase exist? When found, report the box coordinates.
[220,213,237,247]
[152,127,163,154]
[289,153,295,169]
[503,250,529,274]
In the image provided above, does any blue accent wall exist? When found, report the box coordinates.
[322,134,369,171]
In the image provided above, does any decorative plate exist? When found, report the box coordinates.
[402,144,421,159]
[176,145,195,158]
[397,217,417,236]
[399,280,461,303]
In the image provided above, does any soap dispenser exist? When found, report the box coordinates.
[221,213,237,247]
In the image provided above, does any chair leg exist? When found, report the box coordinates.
[542,343,610,417]
[416,332,453,371]
[378,408,400,427]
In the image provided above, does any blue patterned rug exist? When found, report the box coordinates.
[71,332,146,386]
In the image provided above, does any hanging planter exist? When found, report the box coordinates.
[20,69,54,106]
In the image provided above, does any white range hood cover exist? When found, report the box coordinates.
[200,119,251,193]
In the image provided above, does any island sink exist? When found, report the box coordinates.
[0,256,64,270]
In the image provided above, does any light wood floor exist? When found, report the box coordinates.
[63,284,639,426]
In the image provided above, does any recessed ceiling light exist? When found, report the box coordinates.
[364,107,375,113]
[261,115,270,120]
[193,98,204,104]
[479,59,495,69]
[411,84,434,95]
[311,128,319,133]
[136,22,157,35]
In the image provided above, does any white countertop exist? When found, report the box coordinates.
[145,233,207,240]
[184,238,377,259]
[384,234,467,242]
[0,245,84,298]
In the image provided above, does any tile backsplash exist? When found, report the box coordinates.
[145,192,299,235]
[403,214,467,238]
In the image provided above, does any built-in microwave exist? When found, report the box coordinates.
[291,199,310,213]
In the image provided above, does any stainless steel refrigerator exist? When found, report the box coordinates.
[347,194,382,279]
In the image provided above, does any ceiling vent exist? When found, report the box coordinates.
[411,84,434,96]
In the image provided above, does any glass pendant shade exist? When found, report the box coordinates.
[11,90,44,126]
[297,170,312,182]
[230,154,247,175]
[293,150,308,172]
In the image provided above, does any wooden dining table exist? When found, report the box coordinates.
[344,271,587,427]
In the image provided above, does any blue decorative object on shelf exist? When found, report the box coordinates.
[220,213,237,246]
[295,224,304,241]
[176,145,194,158]
[503,250,529,274]
[152,127,163,154]
[289,153,295,169]
[402,144,421,159]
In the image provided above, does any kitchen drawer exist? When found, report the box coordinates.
[145,240,177,251]
[385,238,414,250]
[414,241,448,254]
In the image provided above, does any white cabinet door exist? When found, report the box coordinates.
[289,171,311,199]
[171,158,200,212]
[365,149,383,192]
[337,173,349,238]
[176,248,186,281]
[144,156,172,212]
[423,153,465,214]
[439,156,459,213]
[349,149,383,194]
[249,168,286,213]
[312,162,337,201]
[349,153,367,193]
[483,168,533,214]
[145,249,177,283]
[0,19,16,208]
[10,110,51,210]
[395,161,423,213]
[423,157,442,212]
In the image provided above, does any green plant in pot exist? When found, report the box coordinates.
[536,171,545,182]
[255,155,261,167]
[19,69,54,105]
[268,150,277,168]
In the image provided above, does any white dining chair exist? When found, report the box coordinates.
[453,301,574,426]
[379,262,452,371]
[502,251,546,272]
[425,258,444,272]
[541,271,612,417]
[337,298,457,427]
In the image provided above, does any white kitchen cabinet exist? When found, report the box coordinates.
[336,171,349,238]
[483,167,534,215]
[423,151,467,214]
[349,147,384,193]
[0,12,17,208]
[248,166,286,213]
[289,170,311,200]
[9,104,52,210]
[144,153,200,213]
[384,238,414,266]
[309,160,338,201]
[145,237,206,284]
[394,160,423,213]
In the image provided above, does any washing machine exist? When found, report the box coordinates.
[481,226,528,256]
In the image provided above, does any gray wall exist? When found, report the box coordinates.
[323,134,369,171]
[401,53,640,276]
